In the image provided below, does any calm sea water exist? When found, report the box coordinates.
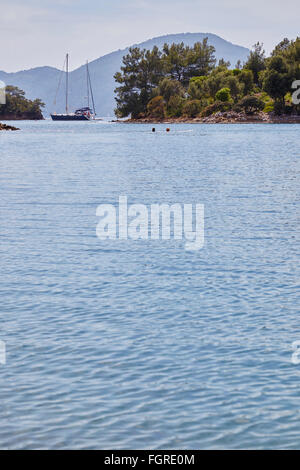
[0,120,299,449]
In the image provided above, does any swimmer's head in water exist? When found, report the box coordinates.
[166,128,170,132]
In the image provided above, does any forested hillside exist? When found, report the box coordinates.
[114,37,300,119]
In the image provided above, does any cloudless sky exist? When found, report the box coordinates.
[1,0,299,72]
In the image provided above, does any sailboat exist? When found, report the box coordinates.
[51,54,96,121]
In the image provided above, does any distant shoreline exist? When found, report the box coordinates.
[114,112,300,125]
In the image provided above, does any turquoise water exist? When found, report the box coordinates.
[0,120,299,449]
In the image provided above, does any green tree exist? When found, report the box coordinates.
[205,71,229,98]
[224,75,243,102]
[238,95,265,114]
[156,78,185,102]
[188,76,209,100]
[244,42,266,84]
[182,100,202,118]
[162,42,189,83]
[215,87,231,102]
[147,96,165,119]
[162,39,216,85]
[238,69,254,95]
[271,38,291,56]
[218,58,231,68]
[167,95,185,117]
[235,60,242,70]
[201,101,232,117]
[262,56,291,112]
[186,39,216,79]
[114,46,164,118]
[271,37,300,82]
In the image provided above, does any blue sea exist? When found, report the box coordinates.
[0,120,299,449]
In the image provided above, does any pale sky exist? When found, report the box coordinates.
[1,0,299,72]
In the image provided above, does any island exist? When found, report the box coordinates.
[0,85,44,121]
[114,37,300,123]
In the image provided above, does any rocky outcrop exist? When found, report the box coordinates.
[118,112,300,124]
[0,122,19,131]
[201,111,300,124]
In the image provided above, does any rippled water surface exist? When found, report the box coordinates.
[0,121,299,449]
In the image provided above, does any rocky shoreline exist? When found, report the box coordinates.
[115,112,300,125]
[0,123,20,131]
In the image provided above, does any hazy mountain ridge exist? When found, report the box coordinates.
[0,33,250,117]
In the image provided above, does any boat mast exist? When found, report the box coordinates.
[66,53,69,115]
[87,62,96,117]
[86,61,90,108]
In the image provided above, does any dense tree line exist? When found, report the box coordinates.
[114,37,300,119]
[0,86,44,119]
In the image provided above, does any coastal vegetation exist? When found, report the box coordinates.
[0,86,44,120]
[114,37,300,120]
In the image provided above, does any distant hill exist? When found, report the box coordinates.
[0,33,250,117]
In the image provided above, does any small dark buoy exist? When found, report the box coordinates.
[166,128,170,132]
[152,128,156,132]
